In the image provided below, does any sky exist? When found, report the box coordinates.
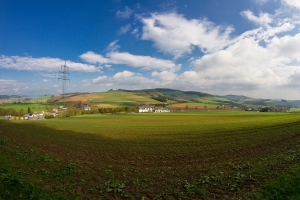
[0,0,300,99]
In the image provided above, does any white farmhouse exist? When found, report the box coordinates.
[155,108,170,113]
[139,105,155,113]
[82,104,91,110]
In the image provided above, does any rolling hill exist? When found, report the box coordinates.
[58,88,296,109]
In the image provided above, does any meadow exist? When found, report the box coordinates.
[0,103,49,111]
[1,112,300,199]
[65,91,159,107]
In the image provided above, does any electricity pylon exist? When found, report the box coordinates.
[58,61,70,107]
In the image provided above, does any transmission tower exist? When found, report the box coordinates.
[58,61,70,107]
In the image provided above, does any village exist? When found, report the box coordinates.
[1,104,172,121]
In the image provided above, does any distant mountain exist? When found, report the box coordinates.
[218,95,248,102]
[118,88,297,107]
[219,94,295,107]
[287,100,300,106]
[120,88,216,103]
[2,88,298,108]
[0,95,22,99]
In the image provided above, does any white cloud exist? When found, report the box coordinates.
[151,70,177,81]
[105,40,120,52]
[268,33,300,60]
[81,79,91,87]
[80,51,180,72]
[92,76,107,84]
[140,12,235,58]
[131,28,138,34]
[42,79,49,83]
[0,55,101,72]
[178,71,200,81]
[92,71,166,89]
[0,79,24,94]
[282,0,300,9]
[188,31,300,98]
[116,6,133,19]
[118,24,131,35]
[241,10,273,27]
[107,52,180,71]
[113,70,134,79]
[79,51,109,64]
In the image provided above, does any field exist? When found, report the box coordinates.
[0,103,52,112]
[64,91,159,107]
[169,102,223,111]
[1,112,300,199]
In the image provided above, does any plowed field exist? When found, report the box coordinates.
[1,112,300,199]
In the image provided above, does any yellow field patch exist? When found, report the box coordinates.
[169,103,217,110]
[95,104,115,107]
[65,94,103,102]
[126,95,146,99]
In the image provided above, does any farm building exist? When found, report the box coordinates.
[139,105,170,113]
[155,107,170,113]
[82,104,91,110]
[139,105,155,112]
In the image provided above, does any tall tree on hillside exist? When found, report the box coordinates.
[185,105,189,111]
[19,108,24,116]
[27,107,32,114]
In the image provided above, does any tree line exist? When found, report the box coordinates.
[63,106,139,117]
[0,108,25,116]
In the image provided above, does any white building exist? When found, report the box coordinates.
[139,105,170,113]
[139,105,155,112]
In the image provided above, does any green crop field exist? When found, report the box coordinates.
[0,103,53,113]
[74,90,159,107]
[1,112,300,199]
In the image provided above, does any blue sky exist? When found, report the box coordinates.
[1,0,300,99]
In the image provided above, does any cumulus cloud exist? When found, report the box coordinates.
[151,70,177,81]
[92,71,161,88]
[80,51,180,71]
[140,12,235,58]
[282,0,300,9]
[116,6,133,19]
[92,76,107,84]
[81,79,91,87]
[107,52,180,71]
[113,70,134,79]
[189,31,300,98]
[0,55,101,72]
[268,33,300,60]
[241,10,273,27]
[79,51,109,64]
[92,70,180,89]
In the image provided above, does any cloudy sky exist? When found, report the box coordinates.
[1,0,300,99]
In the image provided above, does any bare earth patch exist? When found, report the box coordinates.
[65,94,103,102]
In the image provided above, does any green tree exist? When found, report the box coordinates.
[27,107,32,114]
[19,108,24,116]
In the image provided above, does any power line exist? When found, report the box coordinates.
[58,61,70,107]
